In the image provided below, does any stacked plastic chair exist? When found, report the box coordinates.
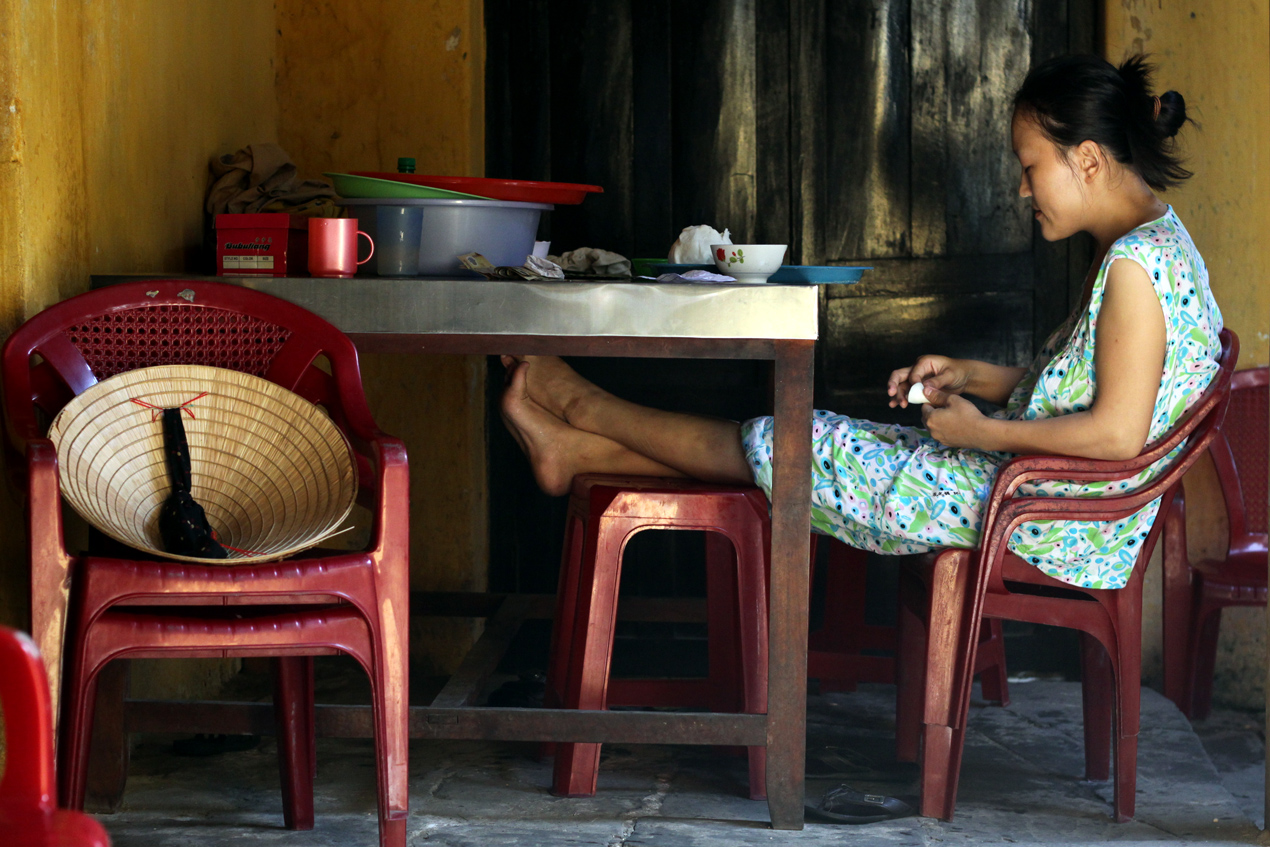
[1162,366,1268,719]
[1,281,409,847]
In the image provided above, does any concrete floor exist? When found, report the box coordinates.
[94,678,1266,846]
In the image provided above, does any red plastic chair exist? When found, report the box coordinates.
[1,281,409,847]
[544,474,771,799]
[1162,366,1268,719]
[896,329,1236,823]
[808,538,1010,708]
[0,625,112,847]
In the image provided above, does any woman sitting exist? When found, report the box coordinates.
[499,53,1223,591]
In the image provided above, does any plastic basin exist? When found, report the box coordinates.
[341,198,553,277]
[349,173,603,205]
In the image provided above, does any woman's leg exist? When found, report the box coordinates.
[505,356,753,485]
[501,362,689,495]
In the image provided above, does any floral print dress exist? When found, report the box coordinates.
[741,206,1223,589]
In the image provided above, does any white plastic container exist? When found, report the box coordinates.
[342,198,553,277]
[375,205,425,276]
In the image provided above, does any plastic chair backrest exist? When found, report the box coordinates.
[974,329,1238,593]
[0,626,57,812]
[2,280,380,467]
[1209,367,1269,546]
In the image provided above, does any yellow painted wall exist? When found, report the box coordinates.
[1104,1,1270,709]
[275,0,485,177]
[80,3,279,275]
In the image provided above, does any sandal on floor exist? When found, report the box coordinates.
[805,784,916,825]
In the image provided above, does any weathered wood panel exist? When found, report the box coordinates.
[547,0,635,252]
[484,0,553,185]
[819,254,1036,418]
[823,0,911,261]
[754,0,794,247]
[911,0,1033,257]
[631,0,676,257]
[789,0,826,264]
[670,0,759,243]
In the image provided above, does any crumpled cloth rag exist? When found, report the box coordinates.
[206,142,339,216]
[548,247,631,276]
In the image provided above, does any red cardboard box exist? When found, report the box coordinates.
[215,213,308,277]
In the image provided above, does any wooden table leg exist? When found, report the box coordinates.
[765,339,814,829]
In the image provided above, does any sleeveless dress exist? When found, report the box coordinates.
[740,206,1223,589]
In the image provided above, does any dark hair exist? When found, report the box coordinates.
[1013,54,1193,191]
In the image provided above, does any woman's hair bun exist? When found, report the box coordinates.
[1157,90,1187,138]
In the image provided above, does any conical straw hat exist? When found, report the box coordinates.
[48,365,358,564]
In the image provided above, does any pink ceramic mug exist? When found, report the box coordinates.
[308,218,373,278]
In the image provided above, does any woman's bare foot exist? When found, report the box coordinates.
[499,354,602,425]
[500,362,682,495]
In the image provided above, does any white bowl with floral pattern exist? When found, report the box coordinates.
[711,244,788,283]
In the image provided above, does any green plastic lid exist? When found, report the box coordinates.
[397,157,416,174]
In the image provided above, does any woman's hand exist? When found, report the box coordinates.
[920,393,986,448]
[887,355,972,408]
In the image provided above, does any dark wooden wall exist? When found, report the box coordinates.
[485,0,1096,675]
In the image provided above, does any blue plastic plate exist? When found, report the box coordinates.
[650,264,870,284]
[769,265,870,283]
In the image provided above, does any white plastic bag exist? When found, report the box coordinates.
[668,225,731,264]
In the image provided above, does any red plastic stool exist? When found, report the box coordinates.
[808,537,897,690]
[545,474,771,799]
[809,537,1009,709]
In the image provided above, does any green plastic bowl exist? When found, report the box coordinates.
[323,172,491,200]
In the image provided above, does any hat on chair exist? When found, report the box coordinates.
[48,365,358,564]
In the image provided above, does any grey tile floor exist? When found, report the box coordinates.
[93,680,1264,843]
[96,681,1265,846]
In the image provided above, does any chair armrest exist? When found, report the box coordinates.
[991,371,1233,502]
[26,439,71,568]
[364,434,410,559]
[26,439,75,704]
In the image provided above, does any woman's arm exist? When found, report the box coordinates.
[888,357,1027,408]
[922,258,1166,460]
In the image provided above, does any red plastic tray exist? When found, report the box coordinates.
[349,173,603,205]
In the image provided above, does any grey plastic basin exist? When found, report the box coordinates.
[342,197,553,277]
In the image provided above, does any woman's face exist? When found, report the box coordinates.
[1012,110,1088,241]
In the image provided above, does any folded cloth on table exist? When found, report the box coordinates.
[206,142,340,216]
[549,247,631,276]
